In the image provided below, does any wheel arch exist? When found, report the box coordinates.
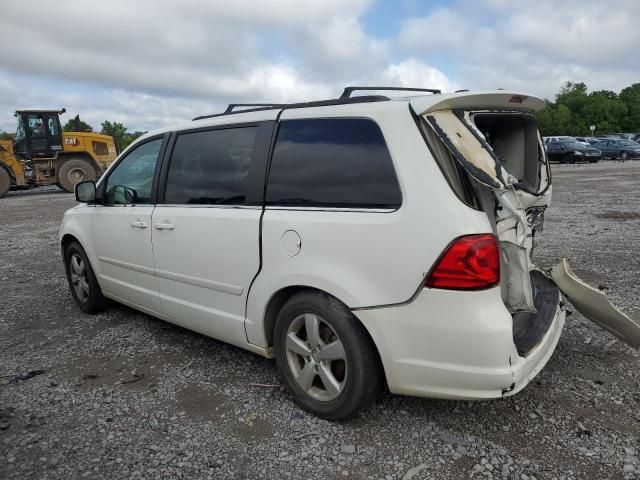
[60,233,82,258]
[262,286,385,378]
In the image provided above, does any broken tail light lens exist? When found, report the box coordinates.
[425,234,500,290]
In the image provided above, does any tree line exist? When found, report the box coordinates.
[62,118,146,153]
[536,81,640,137]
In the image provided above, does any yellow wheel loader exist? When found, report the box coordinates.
[0,109,117,197]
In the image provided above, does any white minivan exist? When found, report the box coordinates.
[60,87,640,419]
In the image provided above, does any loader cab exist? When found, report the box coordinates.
[13,109,64,159]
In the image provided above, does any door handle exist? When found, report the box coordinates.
[153,222,175,230]
[130,220,148,229]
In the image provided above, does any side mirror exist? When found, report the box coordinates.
[75,181,96,203]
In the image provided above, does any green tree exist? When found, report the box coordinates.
[120,131,146,151]
[536,81,640,136]
[100,121,128,153]
[619,83,640,132]
[0,131,13,141]
[63,115,93,132]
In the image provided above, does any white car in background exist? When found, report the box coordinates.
[544,135,590,146]
[59,87,640,419]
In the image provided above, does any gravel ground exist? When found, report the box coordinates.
[1,161,639,480]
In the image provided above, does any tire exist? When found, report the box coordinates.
[57,158,97,193]
[64,241,108,314]
[274,291,384,420]
[560,153,575,164]
[0,167,10,198]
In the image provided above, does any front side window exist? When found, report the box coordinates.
[28,114,46,137]
[266,118,402,208]
[163,126,258,205]
[105,138,162,205]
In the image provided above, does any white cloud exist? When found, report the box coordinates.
[396,0,640,97]
[381,59,457,93]
[2,0,639,132]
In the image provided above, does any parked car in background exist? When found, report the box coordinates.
[546,139,601,163]
[573,136,592,146]
[632,133,640,143]
[544,135,576,144]
[593,138,640,160]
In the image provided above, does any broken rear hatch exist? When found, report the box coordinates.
[412,91,640,350]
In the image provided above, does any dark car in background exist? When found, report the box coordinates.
[593,138,640,160]
[546,140,601,163]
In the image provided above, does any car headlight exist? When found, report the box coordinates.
[574,151,584,155]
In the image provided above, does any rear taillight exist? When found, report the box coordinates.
[425,234,500,290]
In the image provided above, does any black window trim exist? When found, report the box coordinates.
[156,121,275,207]
[96,133,170,206]
[263,115,404,212]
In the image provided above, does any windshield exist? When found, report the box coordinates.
[560,142,584,149]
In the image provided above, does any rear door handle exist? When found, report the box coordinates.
[130,220,148,229]
[153,222,175,230]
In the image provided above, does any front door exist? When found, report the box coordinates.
[151,125,264,345]
[92,137,165,313]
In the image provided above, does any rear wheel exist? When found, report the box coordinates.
[0,167,10,198]
[57,158,97,193]
[64,241,108,314]
[274,291,384,420]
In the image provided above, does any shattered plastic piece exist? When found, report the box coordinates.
[551,258,640,349]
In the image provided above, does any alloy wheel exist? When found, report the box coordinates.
[69,253,90,302]
[285,313,347,401]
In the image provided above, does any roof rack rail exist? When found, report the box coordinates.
[192,87,427,121]
[224,103,287,114]
[340,86,441,99]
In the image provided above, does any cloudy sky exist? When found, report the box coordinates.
[2,0,639,132]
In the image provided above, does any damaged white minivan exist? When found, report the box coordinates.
[60,87,640,420]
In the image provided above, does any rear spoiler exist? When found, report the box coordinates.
[410,91,546,115]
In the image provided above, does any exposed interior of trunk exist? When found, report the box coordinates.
[471,112,542,192]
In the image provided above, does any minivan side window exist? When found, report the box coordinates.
[105,138,162,205]
[163,127,258,205]
[266,118,402,208]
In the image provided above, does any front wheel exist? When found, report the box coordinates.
[57,158,97,193]
[274,291,384,420]
[64,241,108,313]
[0,167,10,198]
[560,153,575,164]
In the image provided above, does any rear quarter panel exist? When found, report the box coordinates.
[245,102,493,347]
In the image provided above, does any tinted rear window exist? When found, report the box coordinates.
[266,118,401,208]
[164,127,258,205]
